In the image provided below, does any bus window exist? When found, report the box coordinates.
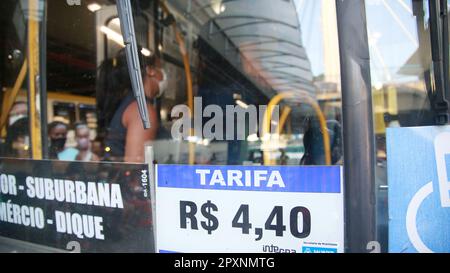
[1,0,344,165]
[78,103,97,128]
[52,101,76,125]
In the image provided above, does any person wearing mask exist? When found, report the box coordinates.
[74,123,99,161]
[97,48,168,163]
[48,121,74,160]
[54,122,100,162]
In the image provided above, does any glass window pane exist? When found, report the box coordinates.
[0,1,344,165]
[365,0,450,253]
[0,1,32,159]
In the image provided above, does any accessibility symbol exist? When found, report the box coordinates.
[405,132,450,253]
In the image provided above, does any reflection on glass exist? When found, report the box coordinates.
[1,0,344,166]
[365,0,450,253]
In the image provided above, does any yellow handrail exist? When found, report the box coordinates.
[160,1,195,165]
[277,106,291,135]
[28,0,42,159]
[159,2,330,166]
[0,60,28,134]
[262,91,331,165]
[270,106,292,165]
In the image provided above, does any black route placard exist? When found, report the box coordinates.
[0,158,154,253]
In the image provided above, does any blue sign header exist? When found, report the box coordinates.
[157,165,341,193]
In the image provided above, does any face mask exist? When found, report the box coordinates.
[157,69,168,98]
[9,114,27,126]
[77,138,90,150]
[50,138,66,151]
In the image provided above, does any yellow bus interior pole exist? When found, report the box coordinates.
[263,92,331,165]
[287,114,292,136]
[272,106,292,165]
[262,92,292,165]
[0,61,28,136]
[277,106,291,135]
[160,1,330,166]
[28,0,43,159]
[308,98,331,165]
[160,1,195,165]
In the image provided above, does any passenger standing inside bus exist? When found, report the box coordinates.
[97,49,167,162]
[57,122,100,161]
[74,123,99,161]
[48,121,73,160]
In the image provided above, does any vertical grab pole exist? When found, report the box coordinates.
[336,0,377,252]
[40,0,48,158]
[27,0,43,159]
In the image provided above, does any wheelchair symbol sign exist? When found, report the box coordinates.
[405,132,450,253]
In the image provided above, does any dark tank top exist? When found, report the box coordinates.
[104,93,170,160]
[104,93,135,158]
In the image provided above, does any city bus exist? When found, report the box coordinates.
[0,0,448,254]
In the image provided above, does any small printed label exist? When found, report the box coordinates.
[302,246,337,253]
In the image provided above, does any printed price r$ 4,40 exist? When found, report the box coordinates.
[179,200,311,240]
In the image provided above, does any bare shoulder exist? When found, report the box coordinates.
[122,100,158,128]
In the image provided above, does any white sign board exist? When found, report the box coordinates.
[154,165,344,253]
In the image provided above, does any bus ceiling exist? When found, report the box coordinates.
[166,0,315,101]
